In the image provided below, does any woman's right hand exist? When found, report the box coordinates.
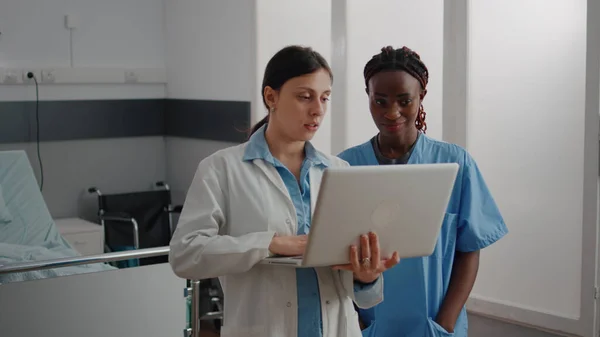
[268,234,307,256]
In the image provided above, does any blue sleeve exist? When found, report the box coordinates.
[353,278,378,292]
[353,276,383,308]
[456,152,508,252]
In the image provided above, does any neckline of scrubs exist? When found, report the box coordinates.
[364,132,426,165]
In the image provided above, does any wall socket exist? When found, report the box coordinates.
[124,71,138,83]
[22,70,37,84]
[0,68,165,85]
[41,69,56,83]
[2,70,18,84]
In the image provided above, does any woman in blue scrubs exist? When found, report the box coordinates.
[338,46,509,337]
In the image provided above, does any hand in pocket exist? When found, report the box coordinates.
[427,318,455,337]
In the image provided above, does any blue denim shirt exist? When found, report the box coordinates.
[243,125,375,337]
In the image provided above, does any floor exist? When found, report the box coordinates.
[469,314,566,337]
[199,314,567,337]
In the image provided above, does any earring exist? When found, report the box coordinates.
[270,107,275,113]
[417,104,427,133]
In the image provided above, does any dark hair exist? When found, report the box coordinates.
[363,46,430,133]
[249,45,333,136]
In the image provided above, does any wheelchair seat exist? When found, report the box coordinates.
[88,181,182,267]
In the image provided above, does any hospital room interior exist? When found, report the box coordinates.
[0,0,599,336]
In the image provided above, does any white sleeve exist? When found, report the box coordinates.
[168,159,276,280]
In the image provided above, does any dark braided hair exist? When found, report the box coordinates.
[363,46,429,133]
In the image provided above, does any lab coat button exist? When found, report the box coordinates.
[285,219,291,225]
[326,300,331,304]
[286,302,292,307]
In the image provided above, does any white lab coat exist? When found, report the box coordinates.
[169,142,383,337]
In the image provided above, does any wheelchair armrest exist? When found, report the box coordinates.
[170,205,183,213]
[200,311,223,321]
[99,212,140,249]
[100,211,134,222]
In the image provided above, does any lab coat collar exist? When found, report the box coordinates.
[243,124,329,167]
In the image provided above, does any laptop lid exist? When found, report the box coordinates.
[301,163,459,267]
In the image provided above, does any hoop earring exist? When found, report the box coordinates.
[416,104,427,133]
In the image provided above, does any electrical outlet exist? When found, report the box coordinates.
[65,14,79,29]
[2,70,18,84]
[124,71,138,83]
[22,70,37,84]
[41,69,56,83]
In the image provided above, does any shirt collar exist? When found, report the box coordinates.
[242,124,329,167]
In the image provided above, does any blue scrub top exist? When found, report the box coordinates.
[338,133,508,337]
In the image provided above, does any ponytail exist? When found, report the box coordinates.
[249,115,269,137]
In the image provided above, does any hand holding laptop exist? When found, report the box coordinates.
[268,234,307,256]
[265,231,400,284]
[333,231,400,284]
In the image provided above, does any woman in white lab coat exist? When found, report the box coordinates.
[169,45,399,337]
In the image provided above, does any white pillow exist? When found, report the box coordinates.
[0,184,13,224]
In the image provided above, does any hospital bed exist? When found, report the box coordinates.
[0,150,115,284]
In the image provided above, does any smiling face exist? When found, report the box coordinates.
[367,70,427,138]
[263,68,332,142]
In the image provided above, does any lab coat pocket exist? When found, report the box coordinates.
[426,318,455,337]
[220,325,265,337]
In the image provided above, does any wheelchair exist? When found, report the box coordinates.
[88,181,182,267]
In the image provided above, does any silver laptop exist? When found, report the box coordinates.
[260,163,459,268]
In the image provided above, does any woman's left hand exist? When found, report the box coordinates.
[333,231,400,284]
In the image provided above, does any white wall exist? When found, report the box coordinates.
[254,0,333,154]
[164,0,255,200]
[0,0,166,97]
[0,0,165,68]
[441,0,468,147]
[341,0,444,149]
[466,0,589,333]
[0,264,186,337]
[166,137,238,204]
[164,0,255,101]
